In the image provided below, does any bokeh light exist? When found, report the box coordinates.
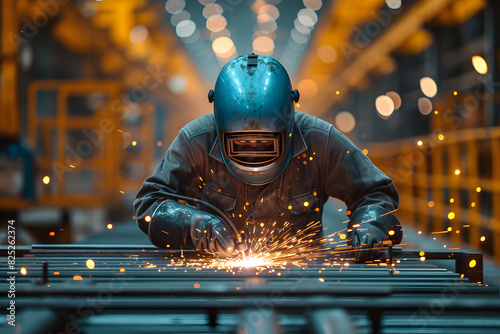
[472,55,488,74]
[317,45,337,63]
[212,36,234,54]
[420,77,438,98]
[206,15,227,33]
[165,0,185,14]
[385,91,402,109]
[335,111,356,133]
[176,20,196,38]
[304,0,323,11]
[386,0,402,9]
[375,95,395,117]
[129,25,148,44]
[297,8,318,27]
[297,79,318,98]
[418,97,433,115]
[202,3,223,18]
[253,36,275,53]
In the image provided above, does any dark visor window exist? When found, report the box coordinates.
[225,132,281,165]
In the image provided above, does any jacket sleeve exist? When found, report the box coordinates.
[133,129,202,235]
[323,126,399,215]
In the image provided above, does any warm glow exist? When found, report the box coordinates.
[132,141,137,146]
[86,259,95,270]
[454,169,460,175]
[469,259,476,268]
[448,212,455,220]
[362,149,368,155]
[206,15,227,33]
[420,256,426,261]
[480,236,486,242]
[318,278,325,282]
[212,36,234,55]
[438,134,445,141]
[476,187,481,193]
[73,275,83,281]
[472,55,488,74]
[419,251,425,256]
[386,91,402,109]
[420,77,438,98]
[119,268,125,272]
[417,140,423,146]
[317,45,337,63]
[450,198,454,203]
[471,202,476,207]
[388,230,395,236]
[447,227,452,232]
[43,176,50,184]
[418,97,433,115]
[107,223,113,229]
[428,201,434,208]
[194,283,200,289]
[375,95,394,117]
[303,201,310,207]
[335,111,356,133]
[20,267,27,275]
[145,215,151,222]
[297,79,318,98]
[253,36,274,53]
[49,231,55,236]
[339,234,346,240]
[157,141,163,147]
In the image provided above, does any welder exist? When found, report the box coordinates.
[134,54,402,261]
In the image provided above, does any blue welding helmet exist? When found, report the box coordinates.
[209,54,300,186]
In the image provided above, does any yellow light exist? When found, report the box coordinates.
[454,169,460,175]
[388,230,395,236]
[420,256,426,261]
[438,134,445,141]
[472,55,488,74]
[417,140,423,146]
[288,205,292,210]
[86,259,95,270]
[339,233,346,240]
[145,215,151,222]
[43,176,50,184]
[448,212,455,220]
[434,110,439,114]
[119,268,125,272]
[447,227,452,232]
[471,202,476,207]
[362,149,368,155]
[132,141,137,146]
[469,259,476,268]
[336,91,340,95]
[419,251,425,256]
[480,236,486,242]
[107,223,113,229]
[259,223,264,227]
[20,267,27,275]
[476,187,481,192]
[318,278,325,282]
[296,103,300,108]
[418,231,422,234]
[450,198,454,203]
[303,201,309,207]
[453,91,458,96]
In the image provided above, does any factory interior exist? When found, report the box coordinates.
[2,0,500,333]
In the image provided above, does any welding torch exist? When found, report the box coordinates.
[160,192,247,258]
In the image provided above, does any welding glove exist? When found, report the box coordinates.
[149,200,236,256]
[347,205,402,261]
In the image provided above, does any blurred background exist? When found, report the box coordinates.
[1,0,499,265]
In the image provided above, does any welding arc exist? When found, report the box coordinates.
[160,192,244,248]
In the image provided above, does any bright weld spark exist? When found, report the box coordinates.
[156,217,397,272]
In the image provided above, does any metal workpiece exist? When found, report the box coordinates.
[1,244,500,333]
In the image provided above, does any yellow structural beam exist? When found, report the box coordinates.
[0,0,20,138]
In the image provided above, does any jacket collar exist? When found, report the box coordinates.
[209,124,308,163]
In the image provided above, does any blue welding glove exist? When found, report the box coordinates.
[149,200,236,256]
[348,205,402,261]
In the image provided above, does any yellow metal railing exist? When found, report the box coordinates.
[367,126,500,263]
[23,80,155,209]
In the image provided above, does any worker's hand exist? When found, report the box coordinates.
[347,205,402,261]
[351,225,387,261]
[190,214,236,256]
[148,200,235,256]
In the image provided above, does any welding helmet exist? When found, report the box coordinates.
[208,53,300,186]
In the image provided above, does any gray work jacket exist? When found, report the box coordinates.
[134,112,399,238]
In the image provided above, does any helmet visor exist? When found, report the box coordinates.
[224,132,282,166]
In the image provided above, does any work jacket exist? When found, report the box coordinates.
[134,112,400,242]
